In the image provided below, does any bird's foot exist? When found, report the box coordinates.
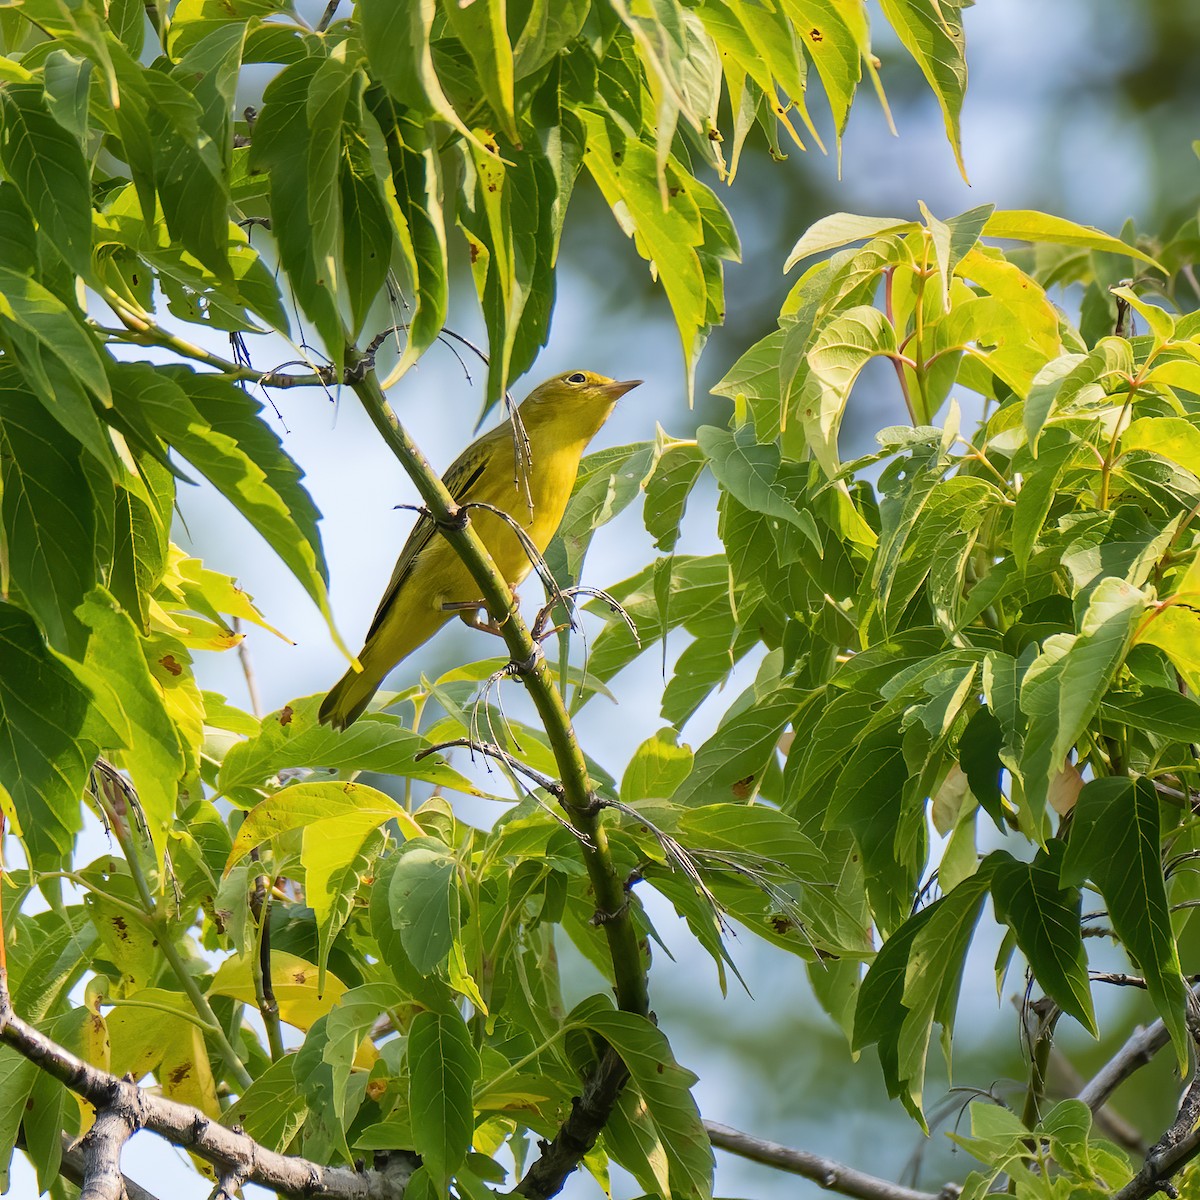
[442,594,515,637]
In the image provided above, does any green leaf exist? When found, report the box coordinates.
[957,706,1006,830]
[361,0,483,150]
[696,0,809,165]
[217,695,481,800]
[796,304,897,472]
[699,423,820,549]
[370,856,458,1012]
[0,1049,38,1191]
[306,57,353,295]
[644,437,705,552]
[110,363,345,655]
[877,0,967,178]
[23,1069,65,1193]
[0,370,104,652]
[1020,578,1146,820]
[225,780,420,873]
[441,0,517,141]
[324,982,406,1130]
[141,63,235,283]
[408,1009,480,1192]
[785,213,917,271]
[779,0,863,139]
[389,836,460,974]
[457,130,568,407]
[249,57,346,366]
[672,683,804,807]
[1062,777,1188,1070]
[1011,434,1083,567]
[920,202,994,299]
[366,92,449,380]
[225,778,419,990]
[0,602,95,865]
[511,0,591,78]
[221,1055,307,1152]
[549,441,657,585]
[990,846,1095,1034]
[853,866,994,1125]
[1122,415,1200,479]
[621,729,694,803]
[43,50,91,144]
[572,994,713,1200]
[678,803,825,880]
[0,266,115,467]
[579,556,733,701]
[1100,688,1200,743]
[580,106,736,403]
[0,82,92,274]
[825,722,920,936]
[983,210,1162,268]
[76,589,185,869]
[340,93,395,338]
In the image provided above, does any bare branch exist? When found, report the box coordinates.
[514,1048,630,1200]
[0,969,417,1200]
[20,1130,162,1200]
[703,1121,958,1200]
[1114,1073,1200,1200]
[315,0,340,32]
[78,1109,134,1200]
[1077,1018,1171,1113]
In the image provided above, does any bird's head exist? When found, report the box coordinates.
[520,371,642,431]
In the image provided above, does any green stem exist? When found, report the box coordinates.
[477,1026,569,1102]
[33,872,149,921]
[884,267,919,425]
[103,997,218,1034]
[347,358,649,1020]
[1021,1004,1060,1131]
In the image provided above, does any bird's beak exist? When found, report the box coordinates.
[603,379,642,399]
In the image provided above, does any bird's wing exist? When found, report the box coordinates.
[363,430,504,642]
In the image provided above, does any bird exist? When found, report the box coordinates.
[319,370,642,729]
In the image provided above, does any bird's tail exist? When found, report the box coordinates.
[318,663,383,730]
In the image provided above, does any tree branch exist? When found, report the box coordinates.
[347,357,650,1197]
[1113,1072,1200,1200]
[1076,1018,1170,1113]
[0,967,417,1200]
[17,1130,163,1200]
[703,1121,959,1200]
[514,1048,630,1200]
[78,1109,134,1200]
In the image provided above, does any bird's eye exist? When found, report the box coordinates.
[566,372,587,385]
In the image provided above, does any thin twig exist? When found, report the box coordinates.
[416,737,562,795]
[233,617,264,720]
[703,1121,957,1200]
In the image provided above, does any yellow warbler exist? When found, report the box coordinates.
[319,370,641,728]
